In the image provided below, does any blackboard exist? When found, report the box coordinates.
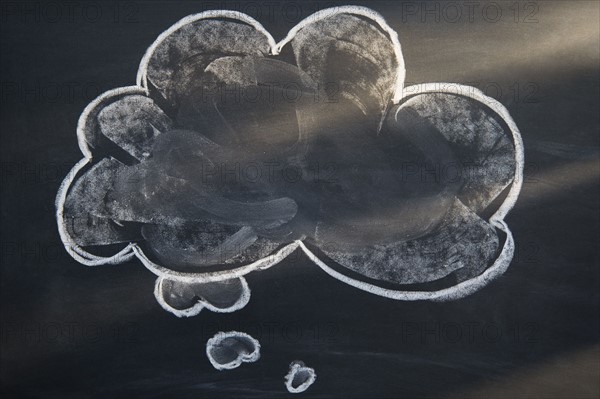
[1,1,599,397]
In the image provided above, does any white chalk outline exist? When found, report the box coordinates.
[136,10,277,89]
[55,86,146,266]
[56,8,523,300]
[273,5,406,103]
[206,331,261,370]
[135,6,405,102]
[153,276,251,318]
[133,240,300,283]
[285,361,317,394]
[298,83,524,301]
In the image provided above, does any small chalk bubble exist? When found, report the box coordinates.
[206,331,260,370]
[285,360,316,393]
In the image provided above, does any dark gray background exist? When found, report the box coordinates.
[1,1,599,397]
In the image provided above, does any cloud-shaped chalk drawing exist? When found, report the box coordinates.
[285,360,317,393]
[206,331,261,370]
[56,6,524,317]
